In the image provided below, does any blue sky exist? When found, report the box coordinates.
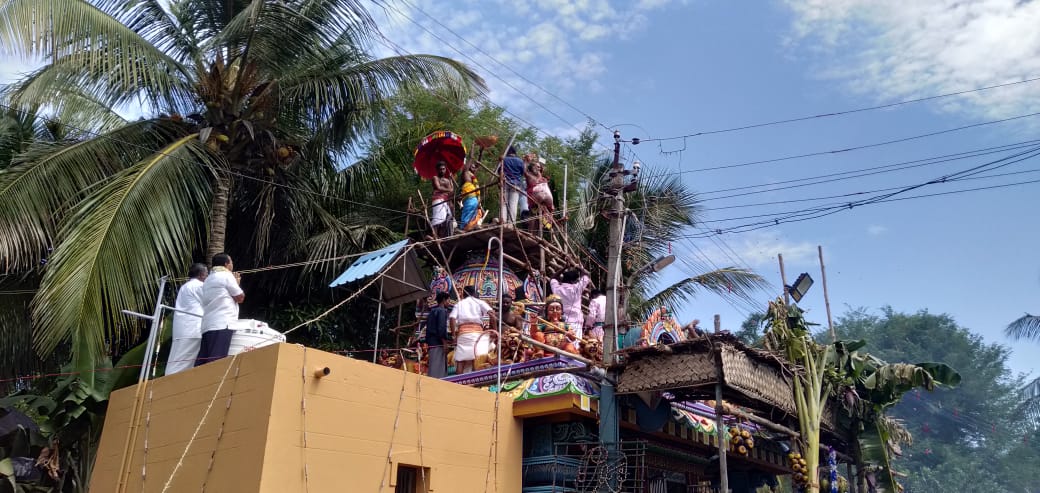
[371,0,1040,378]
[2,0,1037,379]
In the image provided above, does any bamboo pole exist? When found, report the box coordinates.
[778,254,790,305]
[818,245,835,342]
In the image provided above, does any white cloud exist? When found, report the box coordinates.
[681,230,818,270]
[783,0,1040,121]
[372,0,688,129]
[867,224,887,236]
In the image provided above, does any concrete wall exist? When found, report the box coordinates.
[91,344,523,493]
[91,344,278,493]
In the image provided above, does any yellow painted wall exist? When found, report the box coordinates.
[90,344,523,493]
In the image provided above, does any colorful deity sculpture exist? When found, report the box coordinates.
[532,295,579,356]
[623,306,687,349]
[406,255,551,374]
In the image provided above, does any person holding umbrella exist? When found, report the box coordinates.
[430,160,455,237]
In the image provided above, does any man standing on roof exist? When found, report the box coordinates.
[166,263,208,375]
[500,146,526,222]
[425,292,451,378]
[430,160,455,238]
[195,253,245,366]
[585,289,606,342]
[449,285,496,374]
[550,267,591,340]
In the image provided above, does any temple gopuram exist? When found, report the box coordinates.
[88,133,858,493]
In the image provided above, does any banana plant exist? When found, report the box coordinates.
[764,298,960,493]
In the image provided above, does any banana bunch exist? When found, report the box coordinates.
[727,426,754,456]
[819,475,849,493]
[787,452,809,488]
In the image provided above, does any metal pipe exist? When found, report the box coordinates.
[519,334,597,366]
[121,310,155,321]
[139,276,168,383]
[487,235,504,390]
[498,131,519,223]
[161,304,203,318]
[714,343,729,493]
[372,279,384,364]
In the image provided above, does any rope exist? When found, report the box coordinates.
[415,358,428,493]
[159,354,239,493]
[140,386,154,489]
[301,347,311,492]
[201,362,240,492]
[282,246,414,335]
[378,360,410,492]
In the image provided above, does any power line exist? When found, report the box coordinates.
[682,146,1040,236]
[630,76,1040,143]
[376,2,595,143]
[700,167,1040,212]
[695,138,1040,199]
[393,0,613,135]
[688,174,1040,239]
[664,111,1040,175]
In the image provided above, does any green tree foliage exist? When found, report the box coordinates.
[834,307,1040,492]
[0,0,485,376]
[736,311,767,346]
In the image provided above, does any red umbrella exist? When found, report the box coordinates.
[412,131,467,179]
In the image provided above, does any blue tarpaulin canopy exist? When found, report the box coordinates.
[328,240,428,308]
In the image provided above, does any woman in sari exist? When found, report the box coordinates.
[524,157,554,230]
[458,161,483,231]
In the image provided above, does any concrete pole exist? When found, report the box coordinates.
[599,130,624,490]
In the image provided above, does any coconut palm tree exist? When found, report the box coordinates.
[0,0,485,377]
[568,160,767,322]
[1006,314,1040,426]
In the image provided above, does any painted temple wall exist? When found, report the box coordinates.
[90,344,523,493]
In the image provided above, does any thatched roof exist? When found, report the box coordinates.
[615,333,840,434]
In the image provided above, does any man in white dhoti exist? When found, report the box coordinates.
[430,161,455,238]
[449,285,496,374]
[165,263,208,375]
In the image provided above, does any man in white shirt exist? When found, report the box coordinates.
[449,285,496,374]
[585,289,606,342]
[165,263,208,375]
[195,253,245,366]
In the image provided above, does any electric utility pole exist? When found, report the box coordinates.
[599,130,638,490]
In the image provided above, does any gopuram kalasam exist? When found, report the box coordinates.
[89,131,860,493]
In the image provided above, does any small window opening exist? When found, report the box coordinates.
[395,464,429,493]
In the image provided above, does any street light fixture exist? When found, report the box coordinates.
[787,272,814,303]
[625,254,675,287]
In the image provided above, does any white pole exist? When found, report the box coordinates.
[487,236,504,390]
[372,279,384,363]
[562,159,568,220]
[138,276,168,383]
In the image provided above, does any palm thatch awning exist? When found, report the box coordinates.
[615,334,840,434]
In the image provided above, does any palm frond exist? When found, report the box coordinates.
[0,119,188,270]
[304,209,397,277]
[632,267,768,320]
[281,54,486,128]
[31,134,217,373]
[119,0,202,66]
[6,68,128,133]
[1020,376,1040,428]
[0,0,192,111]
[1006,314,1040,341]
